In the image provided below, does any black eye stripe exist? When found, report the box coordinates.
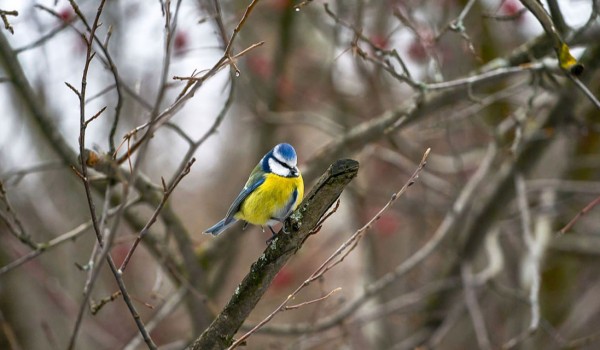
[271,155,292,170]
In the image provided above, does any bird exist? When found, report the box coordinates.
[204,143,304,237]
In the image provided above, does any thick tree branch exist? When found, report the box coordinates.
[188,159,359,350]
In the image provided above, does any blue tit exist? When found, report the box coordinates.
[204,143,304,236]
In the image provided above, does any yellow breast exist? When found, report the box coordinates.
[235,173,304,226]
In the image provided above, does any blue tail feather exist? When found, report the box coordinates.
[203,218,237,236]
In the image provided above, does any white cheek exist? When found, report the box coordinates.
[268,159,289,176]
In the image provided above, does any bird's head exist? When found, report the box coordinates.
[262,143,300,177]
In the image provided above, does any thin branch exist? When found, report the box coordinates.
[559,194,600,234]
[16,6,75,53]
[124,287,188,350]
[0,181,36,249]
[426,62,547,91]
[483,8,528,21]
[167,79,234,188]
[119,158,195,273]
[284,287,342,311]
[1,161,67,186]
[546,0,569,35]
[0,9,18,34]
[0,15,210,342]
[567,74,600,110]
[115,0,265,165]
[518,0,582,74]
[323,4,419,89]
[65,0,157,348]
[461,263,492,350]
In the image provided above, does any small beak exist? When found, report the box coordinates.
[291,167,299,177]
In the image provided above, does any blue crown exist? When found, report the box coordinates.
[275,143,296,163]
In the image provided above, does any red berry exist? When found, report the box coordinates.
[247,55,272,79]
[58,8,74,23]
[375,213,400,237]
[407,39,427,62]
[174,31,188,55]
[371,34,389,50]
[271,268,294,291]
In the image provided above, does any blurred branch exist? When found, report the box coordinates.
[502,178,551,349]
[302,16,599,183]
[119,158,196,273]
[0,31,77,165]
[566,74,600,110]
[84,150,214,329]
[461,263,492,350]
[16,6,75,53]
[65,0,157,348]
[1,161,67,187]
[324,4,418,89]
[546,0,569,35]
[124,287,188,350]
[518,0,582,74]
[0,2,213,338]
[423,43,600,344]
[0,181,36,249]
[188,159,360,350]
[0,196,140,277]
[168,80,234,187]
[559,194,600,234]
[116,0,264,165]
[425,63,548,91]
[561,329,600,349]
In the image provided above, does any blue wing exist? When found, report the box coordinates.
[204,160,268,236]
[204,176,265,236]
[223,175,265,224]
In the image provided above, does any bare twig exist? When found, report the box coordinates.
[115,0,265,165]
[119,158,195,273]
[0,181,36,249]
[483,8,528,21]
[285,287,342,311]
[323,4,419,89]
[0,197,139,277]
[559,194,600,234]
[461,263,492,350]
[16,5,75,53]
[1,161,66,187]
[518,0,582,74]
[65,1,157,348]
[441,0,479,59]
[567,74,600,110]
[561,329,600,349]
[124,287,188,350]
[167,79,234,188]
[0,9,18,34]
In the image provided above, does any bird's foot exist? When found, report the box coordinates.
[265,226,278,245]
